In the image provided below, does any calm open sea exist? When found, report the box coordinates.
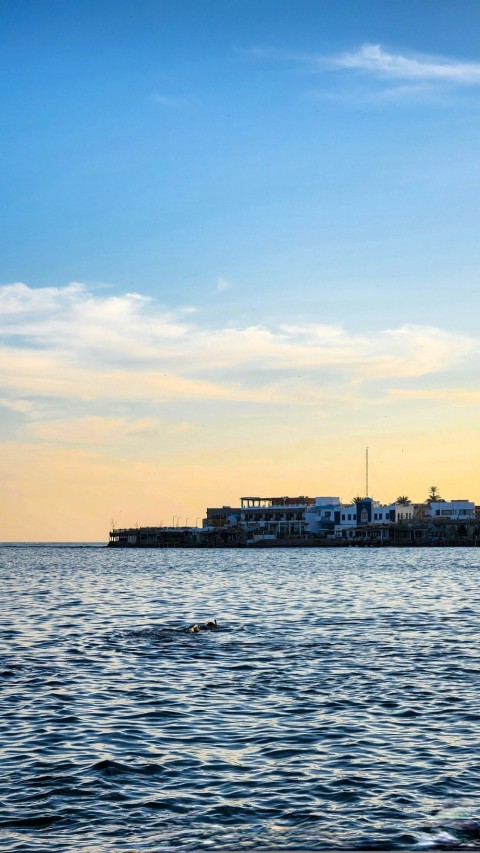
[0,545,479,852]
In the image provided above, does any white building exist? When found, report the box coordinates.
[393,503,414,521]
[426,500,475,520]
[205,494,476,540]
[304,496,396,537]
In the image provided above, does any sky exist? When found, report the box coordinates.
[1,0,480,540]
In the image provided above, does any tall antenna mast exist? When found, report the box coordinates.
[366,446,369,496]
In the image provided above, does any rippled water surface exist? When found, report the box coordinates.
[1,546,479,851]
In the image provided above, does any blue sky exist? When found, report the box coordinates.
[2,1,480,537]
[3,0,480,330]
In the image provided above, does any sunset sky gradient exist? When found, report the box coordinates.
[2,0,480,540]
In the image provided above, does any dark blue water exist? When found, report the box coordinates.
[1,546,479,851]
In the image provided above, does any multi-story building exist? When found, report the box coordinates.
[304,497,396,537]
[204,505,241,528]
[110,492,479,548]
[206,495,392,539]
[203,494,477,542]
[205,496,315,540]
[426,500,475,520]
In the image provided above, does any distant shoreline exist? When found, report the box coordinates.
[108,539,480,550]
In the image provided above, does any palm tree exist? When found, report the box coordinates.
[426,486,443,503]
[396,496,411,505]
[351,495,365,505]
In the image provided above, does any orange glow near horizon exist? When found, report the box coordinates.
[1,284,479,541]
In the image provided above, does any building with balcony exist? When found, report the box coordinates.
[110,492,480,548]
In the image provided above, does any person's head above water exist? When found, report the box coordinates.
[188,619,218,633]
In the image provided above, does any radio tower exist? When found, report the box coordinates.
[366,447,369,497]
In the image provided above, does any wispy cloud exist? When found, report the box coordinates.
[0,396,34,412]
[0,281,85,315]
[235,45,286,61]
[151,93,190,107]
[329,43,480,85]
[0,283,477,420]
[246,42,480,104]
[2,283,479,536]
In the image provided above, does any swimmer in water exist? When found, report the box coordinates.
[188,619,218,633]
[422,802,480,846]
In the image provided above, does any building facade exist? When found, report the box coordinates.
[204,494,476,541]
[109,492,479,548]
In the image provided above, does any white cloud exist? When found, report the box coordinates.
[0,281,85,315]
[0,283,477,417]
[247,43,480,104]
[329,44,480,85]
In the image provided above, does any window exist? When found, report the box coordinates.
[342,514,345,520]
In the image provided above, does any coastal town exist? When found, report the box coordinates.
[109,489,480,548]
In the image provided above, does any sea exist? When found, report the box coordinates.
[0,545,479,852]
